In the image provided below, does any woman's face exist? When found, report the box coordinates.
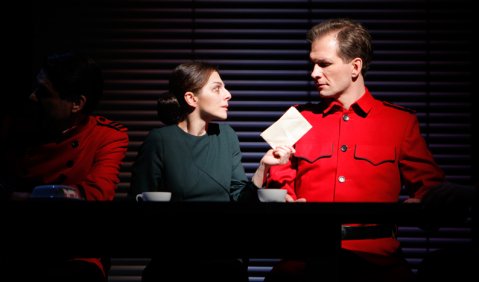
[196,71,231,121]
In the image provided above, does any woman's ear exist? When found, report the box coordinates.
[184,91,198,107]
[72,95,87,113]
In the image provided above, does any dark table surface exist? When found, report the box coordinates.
[2,200,471,259]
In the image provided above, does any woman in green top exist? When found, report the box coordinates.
[130,61,295,282]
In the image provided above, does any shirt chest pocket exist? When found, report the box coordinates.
[295,143,333,163]
[354,145,396,165]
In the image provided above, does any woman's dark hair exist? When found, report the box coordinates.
[167,61,219,121]
[42,50,103,113]
[157,92,180,125]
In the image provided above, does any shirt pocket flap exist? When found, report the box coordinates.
[354,145,396,165]
[295,143,334,163]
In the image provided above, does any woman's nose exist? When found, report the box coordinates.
[224,89,232,100]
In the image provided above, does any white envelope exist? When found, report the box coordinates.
[260,106,313,148]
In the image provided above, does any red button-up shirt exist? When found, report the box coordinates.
[16,115,129,201]
[267,88,444,255]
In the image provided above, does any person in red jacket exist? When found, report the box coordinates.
[2,51,128,282]
[265,18,445,282]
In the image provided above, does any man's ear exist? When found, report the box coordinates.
[351,58,362,79]
[72,95,87,113]
[184,91,198,107]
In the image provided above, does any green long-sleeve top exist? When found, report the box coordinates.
[130,123,259,202]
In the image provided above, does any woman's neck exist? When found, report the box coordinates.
[178,118,208,136]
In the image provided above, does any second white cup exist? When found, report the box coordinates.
[257,189,287,202]
[136,191,172,202]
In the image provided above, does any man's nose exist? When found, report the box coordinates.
[311,64,323,79]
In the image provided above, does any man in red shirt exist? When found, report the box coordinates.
[2,51,128,281]
[265,18,444,282]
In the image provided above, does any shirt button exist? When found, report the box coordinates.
[340,145,348,152]
[343,114,350,121]
[338,176,346,183]
[66,160,74,168]
[71,140,79,148]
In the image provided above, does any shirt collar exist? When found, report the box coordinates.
[56,116,90,142]
[322,87,375,117]
[352,88,375,117]
[322,99,343,116]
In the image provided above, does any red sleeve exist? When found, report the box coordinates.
[399,116,445,199]
[79,129,129,201]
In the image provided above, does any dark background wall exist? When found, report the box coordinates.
[31,0,475,199]
[30,1,474,279]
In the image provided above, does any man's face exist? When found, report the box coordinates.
[309,33,355,99]
[30,69,74,132]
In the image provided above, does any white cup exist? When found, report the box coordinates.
[257,189,287,202]
[136,192,172,202]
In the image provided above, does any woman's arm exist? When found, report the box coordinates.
[252,146,295,188]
